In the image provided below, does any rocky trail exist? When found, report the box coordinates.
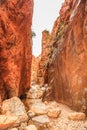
[0,84,86,130]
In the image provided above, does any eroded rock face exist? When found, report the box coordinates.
[43,0,87,112]
[31,55,41,85]
[37,30,51,85]
[0,0,33,100]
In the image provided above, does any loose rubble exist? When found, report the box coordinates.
[0,84,87,130]
[26,85,45,99]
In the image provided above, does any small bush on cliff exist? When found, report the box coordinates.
[31,30,36,38]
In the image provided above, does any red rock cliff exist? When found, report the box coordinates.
[31,55,41,84]
[37,30,51,85]
[0,0,33,100]
[43,0,87,113]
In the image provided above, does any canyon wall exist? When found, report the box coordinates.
[42,0,87,113]
[37,30,51,85]
[0,0,33,100]
[31,55,41,85]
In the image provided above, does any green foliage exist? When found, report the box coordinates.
[31,31,36,38]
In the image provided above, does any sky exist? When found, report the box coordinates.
[32,0,64,57]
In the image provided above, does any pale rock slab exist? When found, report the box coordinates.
[32,115,50,124]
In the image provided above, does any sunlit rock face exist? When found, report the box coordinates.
[37,30,51,85]
[31,55,41,85]
[0,0,33,100]
[43,0,87,113]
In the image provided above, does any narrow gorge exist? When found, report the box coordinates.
[0,0,87,130]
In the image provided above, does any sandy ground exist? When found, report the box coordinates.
[48,103,87,130]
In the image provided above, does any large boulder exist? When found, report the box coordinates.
[0,0,33,100]
[1,97,28,125]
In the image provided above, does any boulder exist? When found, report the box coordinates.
[1,97,28,125]
[32,115,50,124]
[0,115,17,130]
[68,112,86,120]
[30,102,47,115]
[47,108,61,118]
[25,125,38,130]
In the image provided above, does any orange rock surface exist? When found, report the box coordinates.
[41,0,87,113]
[0,0,33,100]
[31,55,41,84]
[37,30,51,85]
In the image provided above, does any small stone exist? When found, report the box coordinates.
[47,108,61,118]
[25,125,38,130]
[19,123,27,130]
[27,110,36,118]
[68,112,86,120]
[27,85,45,99]
[44,101,49,105]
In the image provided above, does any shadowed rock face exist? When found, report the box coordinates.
[0,0,33,100]
[42,0,87,113]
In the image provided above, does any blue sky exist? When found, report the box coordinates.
[32,0,64,57]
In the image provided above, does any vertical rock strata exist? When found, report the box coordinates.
[37,30,51,85]
[0,0,33,100]
[31,55,41,84]
[40,0,87,112]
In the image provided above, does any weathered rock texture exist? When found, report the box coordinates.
[42,0,87,113]
[31,55,41,84]
[37,30,51,85]
[0,0,33,100]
